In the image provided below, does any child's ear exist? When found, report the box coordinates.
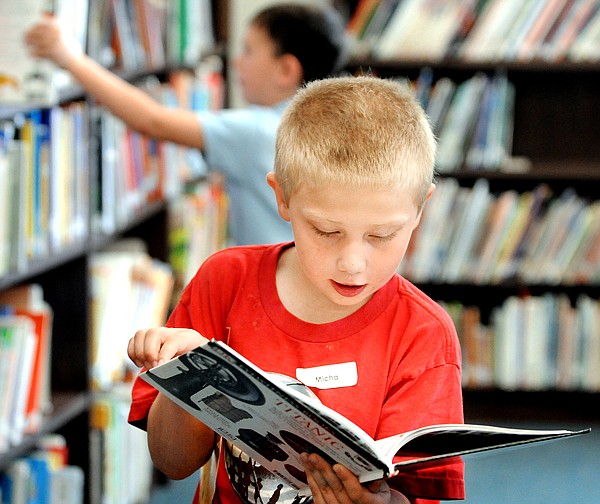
[415,183,436,228]
[267,171,291,221]
[277,54,303,89]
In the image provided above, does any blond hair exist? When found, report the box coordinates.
[274,75,436,207]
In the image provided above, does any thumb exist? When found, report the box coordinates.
[366,479,387,493]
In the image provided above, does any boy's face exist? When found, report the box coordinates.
[275,180,432,316]
[234,24,290,105]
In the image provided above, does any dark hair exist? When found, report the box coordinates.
[251,3,349,83]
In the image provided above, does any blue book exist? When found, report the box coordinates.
[26,454,51,504]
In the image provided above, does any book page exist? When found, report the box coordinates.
[0,1,56,105]
[142,340,389,491]
[373,423,589,465]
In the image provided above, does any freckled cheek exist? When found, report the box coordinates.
[300,249,335,279]
[374,246,409,279]
[312,256,335,278]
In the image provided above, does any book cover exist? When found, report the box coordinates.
[141,340,590,492]
[0,135,10,275]
[352,0,400,58]
[0,459,32,504]
[435,73,488,172]
[49,465,85,504]
[402,177,460,282]
[5,124,28,273]
[347,0,380,37]
[460,0,521,60]
[471,190,519,283]
[0,307,17,452]
[548,0,600,60]
[1,314,37,446]
[440,178,492,283]
[538,0,580,60]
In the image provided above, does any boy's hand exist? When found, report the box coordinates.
[128,327,208,370]
[25,13,82,69]
[302,453,412,504]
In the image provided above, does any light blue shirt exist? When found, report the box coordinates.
[198,101,293,246]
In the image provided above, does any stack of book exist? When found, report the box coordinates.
[89,385,153,504]
[0,284,53,453]
[348,0,600,63]
[401,178,600,285]
[87,0,215,72]
[89,239,175,391]
[0,434,84,504]
[0,104,91,276]
[442,292,600,392]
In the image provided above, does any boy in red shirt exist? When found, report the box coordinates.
[128,76,465,504]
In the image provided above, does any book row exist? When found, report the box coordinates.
[401,178,600,285]
[87,0,215,73]
[168,174,230,295]
[0,104,90,275]
[0,242,172,452]
[89,387,154,504]
[358,69,516,173]
[0,388,151,504]
[0,0,215,107]
[409,69,516,173]
[92,173,228,390]
[0,61,224,278]
[0,434,83,504]
[349,0,600,63]
[443,292,600,392]
[90,175,229,391]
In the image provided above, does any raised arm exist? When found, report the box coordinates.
[25,14,205,150]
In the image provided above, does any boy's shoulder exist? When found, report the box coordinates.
[396,274,457,329]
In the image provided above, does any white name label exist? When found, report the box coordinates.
[296,362,357,390]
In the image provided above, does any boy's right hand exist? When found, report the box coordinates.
[25,13,83,69]
[128,327,209,370]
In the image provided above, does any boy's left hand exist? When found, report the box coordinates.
[301,453,411,504]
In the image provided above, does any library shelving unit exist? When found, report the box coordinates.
[345,53,600,420]
[0,1,226,503]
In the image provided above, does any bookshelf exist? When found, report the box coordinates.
[0,1,225,503]
[343,0,600,418]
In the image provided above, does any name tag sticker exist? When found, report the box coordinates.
[296,362,358,390]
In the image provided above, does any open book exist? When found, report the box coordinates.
[141,340,590,491]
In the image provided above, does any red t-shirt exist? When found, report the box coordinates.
[129,243,465,503]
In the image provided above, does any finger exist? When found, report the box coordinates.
[129,328,161,369]
[303,453,350,504]
[127,336,143,367]
[302,454,327,504]
[155,334,183,365]
[143,328,172,367]
[334,465,380,503]
[154,328,206,365]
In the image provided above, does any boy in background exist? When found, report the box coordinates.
[25,3,348,245]
[127,75,465,504]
